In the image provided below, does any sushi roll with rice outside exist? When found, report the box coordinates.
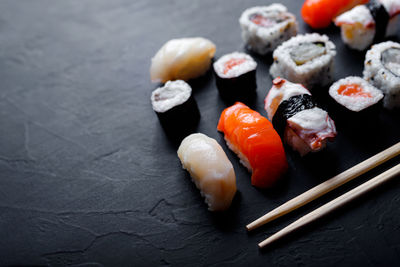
[239,4,298,55]
[270,33,336,89]
[363,41,400,109]
[151,80,200,141]
[150,37,216,83]
[177,133,237,211]
[265,78,337,156]
[334,0,400,51]
[213,52,257,103]
[329,76,384,112]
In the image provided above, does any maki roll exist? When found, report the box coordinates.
[239,4,298,55]
[151,80,200,141]
[269,33,336,89]
[265,78,337,156]
[150,37,216,83]
[213,52,257,103]
[363,41,400,109]
[177,133,237,211]
[218,102,287,188]
[329,76,384,112]
[334,0,400,51]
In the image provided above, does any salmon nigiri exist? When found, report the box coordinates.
[217,102,287,188]
[301,0,368,29]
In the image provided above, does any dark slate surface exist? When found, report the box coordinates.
[0,0,399,266]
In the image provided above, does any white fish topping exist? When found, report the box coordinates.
[150,37,216,83]
[177,133,237,211]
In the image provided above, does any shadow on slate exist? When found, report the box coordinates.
[292,147,340,182]
[210,192,242,232]
[219,91,258,109]
[303,23,341,35]
[246,49,274,66]
[188,68,214,94]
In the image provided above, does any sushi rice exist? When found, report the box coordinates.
[239,4,298,55]
[329,76,384,112]
[213,52,257,79]
[269,33,336,89]
[151,80,192,113]
[363,41,400,109]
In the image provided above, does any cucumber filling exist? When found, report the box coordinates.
[290,42,326,66]
[382,48,400,77]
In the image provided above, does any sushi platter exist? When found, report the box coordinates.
[148,0,400,261]
[1,0,400,266]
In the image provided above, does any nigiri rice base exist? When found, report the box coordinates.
[223,137,252,172]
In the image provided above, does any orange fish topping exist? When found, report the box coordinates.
[217,102,287,188]
[338,83,372,98]
[301,0,368,29]
[223,58,246,74]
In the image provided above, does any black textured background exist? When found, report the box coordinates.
[1,1,399,266]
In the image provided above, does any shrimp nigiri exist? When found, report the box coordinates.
[217,102,287,188]
[301,0,368,29]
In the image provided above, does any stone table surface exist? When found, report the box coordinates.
[0,0,399,266]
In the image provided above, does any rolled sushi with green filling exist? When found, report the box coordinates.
[363,41,400,109]
[270,33,336,89]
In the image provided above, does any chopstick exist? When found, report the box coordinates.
[259,163,400,248]
[247,142,400,231]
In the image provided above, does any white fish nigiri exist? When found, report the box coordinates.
[150,37,216,83]
[177,133,236,211]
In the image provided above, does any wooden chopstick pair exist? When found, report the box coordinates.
[247,142,400,249]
